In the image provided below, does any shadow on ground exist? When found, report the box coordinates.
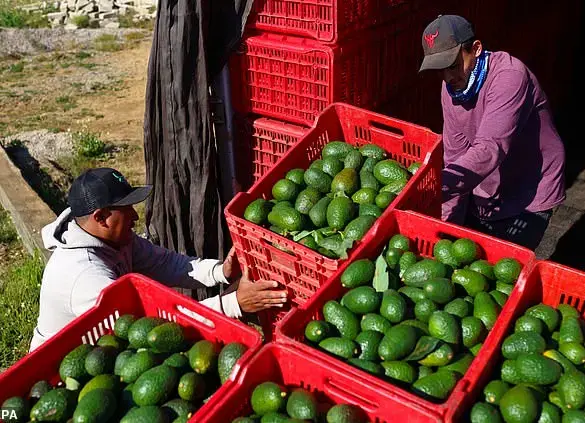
[3,144,69,214]
[549,213,585,271]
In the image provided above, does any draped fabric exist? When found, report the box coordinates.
[143,0,253,298]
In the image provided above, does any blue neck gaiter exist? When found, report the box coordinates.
[447,50,491,103]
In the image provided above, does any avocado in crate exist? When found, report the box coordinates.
[1,315,250,422]
[302,234,523,402]
[231,381,368,423]
[468,301,585,423]
[243,141,421,260]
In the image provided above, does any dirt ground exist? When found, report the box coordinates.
[0,30,152,187]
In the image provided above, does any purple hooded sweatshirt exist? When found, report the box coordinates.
[441,51,565,224]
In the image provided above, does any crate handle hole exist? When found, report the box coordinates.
[370,121,405,138]
[176,304,215,329]
[324,378,379,412]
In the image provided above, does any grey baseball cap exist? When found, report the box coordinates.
[419,15,475,72]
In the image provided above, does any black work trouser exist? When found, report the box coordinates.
[465,210,553,251]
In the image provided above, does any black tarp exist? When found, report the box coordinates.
[143,0,253,299]
[143,1,253,255]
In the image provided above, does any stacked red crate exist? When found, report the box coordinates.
[232,0,423,185]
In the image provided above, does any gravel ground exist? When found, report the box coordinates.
[2,130,74,162]
[0,27,150,57]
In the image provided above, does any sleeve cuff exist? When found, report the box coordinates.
[213,262,229,285]
[221,292,242,319]
[199,292,242,319]
[188,259,225,287]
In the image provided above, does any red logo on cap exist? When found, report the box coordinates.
[424,30,439,49]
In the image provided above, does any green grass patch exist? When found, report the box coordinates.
[74,130,106,158]
[77,62,97,70]
[9,62,24,73]
[0,6,50,28]
[94,34,121,52]
[0,252,44,368]
[58,154,98,179]
[124,31,146,41]
[0,7,26,27]
[75,51,91,59]
[0,208,18,244]
[56,95,77,111]
[71,14,89,28]
[118,10,153,29]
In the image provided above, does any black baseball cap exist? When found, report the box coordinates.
[419,15,475,72]
[68,168,152,217]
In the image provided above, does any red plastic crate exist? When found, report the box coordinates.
[247,0,409,43]
[446,261,585,421]
[244,117,309,184]
[0,274,262,420]
[275,209,536,421]
[199,343,442,422]
[225,103,442,339]
[231,19,420,126]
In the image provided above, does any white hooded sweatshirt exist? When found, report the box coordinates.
[30,208,241,351]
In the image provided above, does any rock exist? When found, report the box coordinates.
[131,6,150,15]
[98,0,113,12]
[21,5,41,12]
[47,11,66,20]
[104,21,119,28]
[67,0,76,10]
[59,1,68,11]
[74,0,91,10]
[80,2,97,13]
[64,22,78,30]
[99,10,118,19]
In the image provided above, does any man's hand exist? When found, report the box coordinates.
[236,267,288,313]
[222,247,240,280]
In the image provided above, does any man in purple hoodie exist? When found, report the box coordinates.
[419,15,566,250]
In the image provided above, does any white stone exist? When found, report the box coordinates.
[98,0,113,12]
[67,0,76,10]
[99,10,118,18]
[80,2,97,13]
[21,5,41,12]
[74,0,90,10]
[64,22,78,29]
[59,1,68,11]
[132,6,149,14]
[87,11,99,18]
[47,11,66,19]
[104,21,119,28]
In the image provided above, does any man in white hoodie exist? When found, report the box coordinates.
[30,167,287,351]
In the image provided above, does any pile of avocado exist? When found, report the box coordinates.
[2,314,248,423]
[232,381,368,423]
[243,140,420,259]
[303,234,523,401]
[471,303,585,423]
